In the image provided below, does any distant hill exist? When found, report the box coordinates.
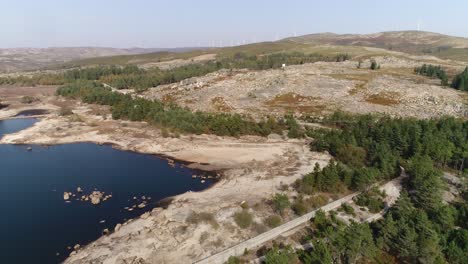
[284,31,468,61]
[0,47,208,73]
[3,31,467,74]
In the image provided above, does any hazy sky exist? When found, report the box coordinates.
[1,0,467,48]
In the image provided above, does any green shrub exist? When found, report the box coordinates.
[264,215,282,228]
[234,210,253,229]
[354,191,385,213]
[225,256,241,264]
[307,194,328,209]
[186,211,219,228]
[292,201,308,216]
[20,96,38,104]
[271,193,291,214]
[265,245,297,264]
[340,203,356,216]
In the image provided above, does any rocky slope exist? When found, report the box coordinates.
[141,56,467,119]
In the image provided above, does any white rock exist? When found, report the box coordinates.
[63,192,70,200]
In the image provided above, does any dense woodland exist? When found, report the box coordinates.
[264,113,467,264]
[414,64,449,86]
[414,64,468,91]
[0,52,349,91]
[56,80,296,137]
[451,67,468,91]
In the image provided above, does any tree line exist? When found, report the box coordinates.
[414,64,449,86]
[414,64,468,91]
[56,80,302,137]
[1,52,350,91]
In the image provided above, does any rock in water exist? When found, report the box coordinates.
[114,223,122,232]
[63,192,70,200]
[73,244,80,250]
[137,203,146,209]
[89,191,104,205]
[76,187,83,193]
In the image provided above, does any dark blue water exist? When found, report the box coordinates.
[0,118,213,264]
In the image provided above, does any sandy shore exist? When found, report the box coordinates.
[0,97,330,263]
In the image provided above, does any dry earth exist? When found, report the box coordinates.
[141,57,467,119]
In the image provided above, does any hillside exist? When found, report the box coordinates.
[0,47,207,73]
[49,31,468,70]
[285,30,468,61]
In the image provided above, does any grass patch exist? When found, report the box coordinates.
[186,211,219,228]
[265,92,325,114]
[365,92,401,106]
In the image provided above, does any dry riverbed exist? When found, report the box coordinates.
[0,93,330,263]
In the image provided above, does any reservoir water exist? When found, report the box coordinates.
[0,118,213,263]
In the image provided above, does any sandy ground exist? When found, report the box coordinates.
[0,94,330,264]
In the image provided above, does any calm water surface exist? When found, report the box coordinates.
[0,118,213,263]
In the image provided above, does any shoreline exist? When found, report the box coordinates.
[0,102,330,263]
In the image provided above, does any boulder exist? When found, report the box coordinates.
[73,244,80,250]
[140,212,150,219]
[63,192,70,200]
[89,191,104,205]
[114,223,122,232]
[76,187,83,193]
[137,203,146,209]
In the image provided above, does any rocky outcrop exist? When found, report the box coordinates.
[89,191,104,205]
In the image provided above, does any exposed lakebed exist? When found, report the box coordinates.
[0,118,214,263]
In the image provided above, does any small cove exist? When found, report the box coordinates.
[0,118,214,263]
[14,109,50,117]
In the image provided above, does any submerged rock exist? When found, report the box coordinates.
[76,187,83,193]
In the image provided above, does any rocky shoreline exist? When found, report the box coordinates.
[0,101,330,263]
